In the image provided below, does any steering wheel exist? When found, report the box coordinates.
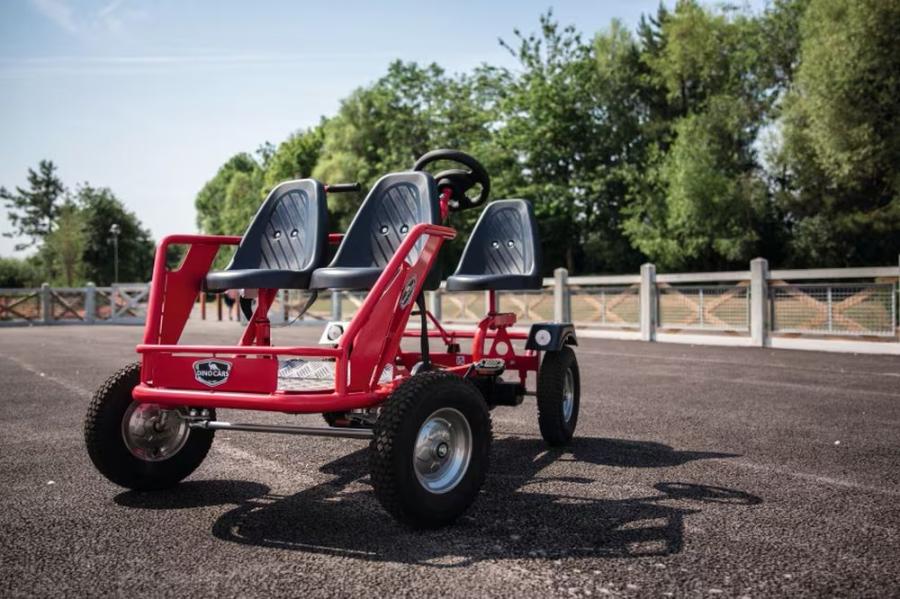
[412,149,490,211]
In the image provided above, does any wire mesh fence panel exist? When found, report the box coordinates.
[109,285,150,324]
[658,285,750,331]
[49,289,87,322]
[438,291,484,322]
[95,288,114,321]
[570,286,640,327]
[771,283,896,336]
[0,288,41,322]
[498,290,553,323]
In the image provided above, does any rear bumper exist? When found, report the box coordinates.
[134,342,388,414]
[132,384,387,414]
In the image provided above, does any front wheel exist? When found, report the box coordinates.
[536,346,580,446]
[369,371,492,528]
[84,362,215,490]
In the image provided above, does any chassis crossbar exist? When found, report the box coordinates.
[190,420,373,439]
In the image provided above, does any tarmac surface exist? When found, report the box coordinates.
[1,321,899,598]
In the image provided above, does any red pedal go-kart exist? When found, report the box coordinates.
[84,149,580,528]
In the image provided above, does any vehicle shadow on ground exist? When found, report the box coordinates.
[115,437,759,567]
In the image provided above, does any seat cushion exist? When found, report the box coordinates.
[445,272,542,292]
[204,269,312,292]
[309,266,383,291]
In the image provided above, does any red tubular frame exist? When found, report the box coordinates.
[135,226,469,413]
[133,224,544,414]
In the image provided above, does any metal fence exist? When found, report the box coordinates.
[570,285,640,328]
[0,284,149,326]
[2,258,898,352]
[770,283,896,337]
[658,284,750,332]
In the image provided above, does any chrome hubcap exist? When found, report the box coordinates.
[562,369,575,423]
[121,403,189,462]
[413,407,472,494]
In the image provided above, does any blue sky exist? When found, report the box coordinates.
[0,0,766,256]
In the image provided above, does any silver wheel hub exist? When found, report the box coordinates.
[562,368,575,423]
[413,407,472,494]
[121,403,189,462]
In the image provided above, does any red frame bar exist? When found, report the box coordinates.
[144,234,242,345]
[134,225,461,414]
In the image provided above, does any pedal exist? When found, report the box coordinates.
[473,358,505,376]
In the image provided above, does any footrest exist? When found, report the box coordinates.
[277,359,394,391]
[278,359,335,391]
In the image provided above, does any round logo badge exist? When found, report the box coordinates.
[399,276,417,309]
[535,329,552,346]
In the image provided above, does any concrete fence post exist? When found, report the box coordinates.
[750,257,769,347]
[553,267,570,322]
[429,290,441,321]
[640,264,656,341]
[331,290,343,321]
[84,283,96,324]
[40,283,51,324]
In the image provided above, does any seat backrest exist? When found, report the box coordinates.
[454,199,542,281]
[329,171,439,269]
[227,179,327,273]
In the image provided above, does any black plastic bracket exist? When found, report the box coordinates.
[525,322,577,351]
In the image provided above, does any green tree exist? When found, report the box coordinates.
[41,201,86,285]
[194,153,261,234]
[314,61,496,228]
[77,185,155,284]
[777,0,900,265]
[493,13,645,273]
[264,125,326,190]
[221,170,264,235]
[1,160,65,250]
[623,1,781,269]
[0,257,41,288]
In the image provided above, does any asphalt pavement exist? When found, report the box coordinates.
[1,321,898,598]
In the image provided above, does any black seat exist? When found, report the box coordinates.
[445,199,542,291]
[310,172,439,290]
[204,179,327,292]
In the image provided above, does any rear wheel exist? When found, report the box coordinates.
[84,362,215,490]
[536,346,580,446]
[369,371,491,528]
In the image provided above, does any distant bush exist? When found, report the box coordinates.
[0,257,42,287]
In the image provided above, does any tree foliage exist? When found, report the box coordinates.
[188,1,898,273]
[1,162,156,286]
[776,0,900,265]
[1,160,66,250]
[77,185,155,285]
[0,256,42,287]
[41,201,86,285]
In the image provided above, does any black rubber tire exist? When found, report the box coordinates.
[536,346,580,446]
[369,371,492,528]
[84,362,215,491]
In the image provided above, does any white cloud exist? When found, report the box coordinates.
[29,0,79,34]
[97,0,125,19]
[27,0,144,37]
